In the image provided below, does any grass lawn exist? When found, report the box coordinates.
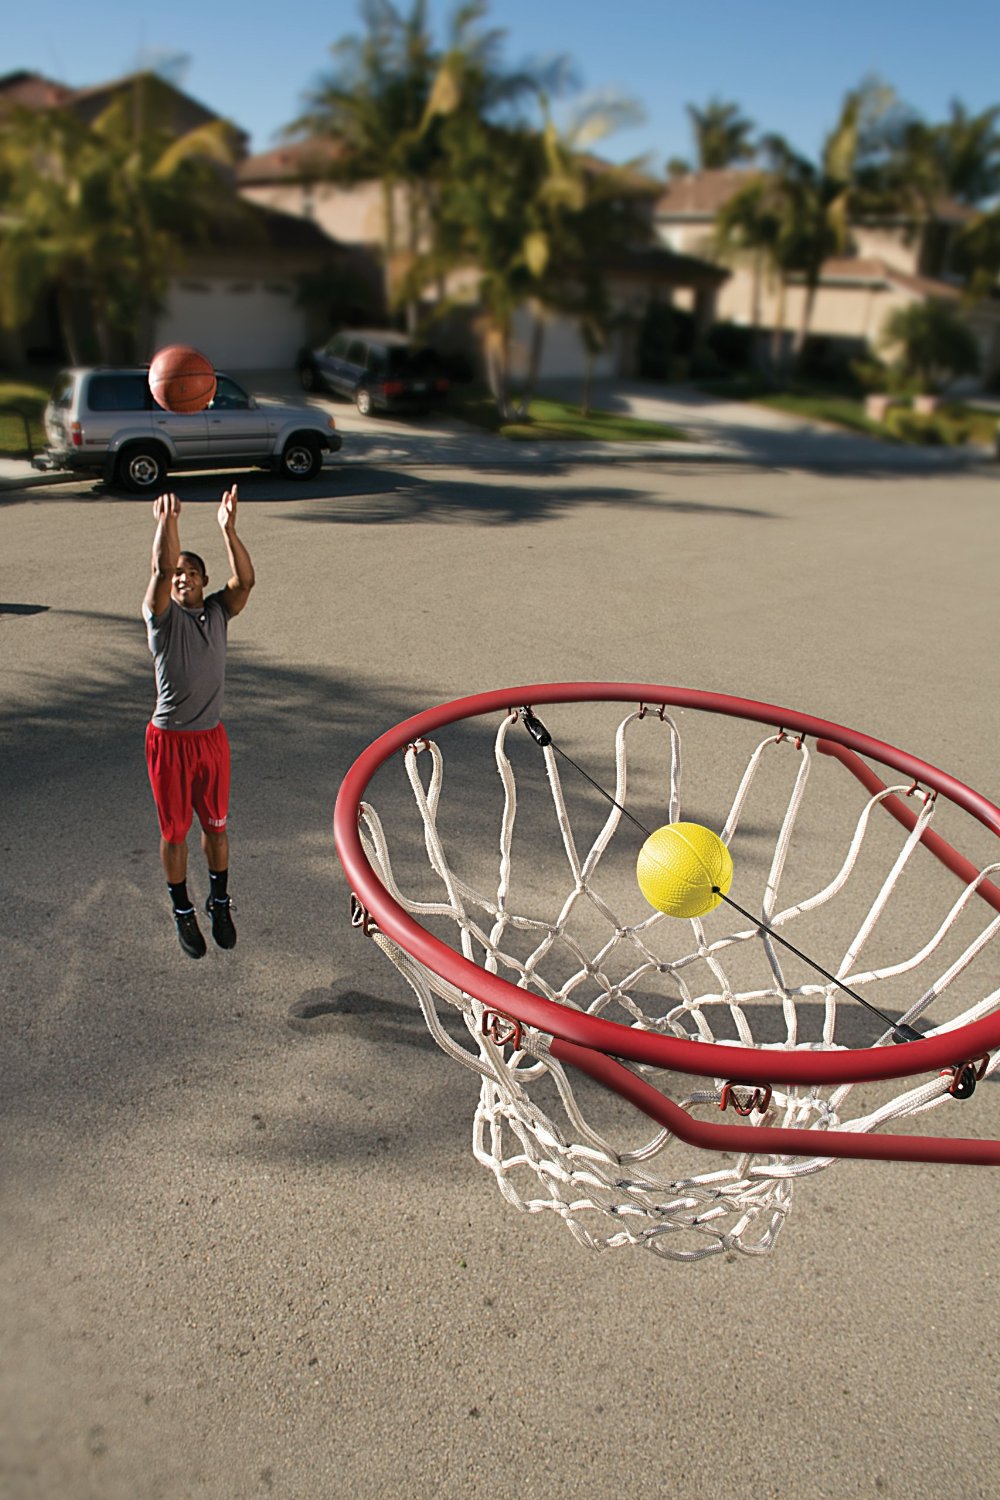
[451,387,688,443]
[753,390,889,438]
[0,377,49,457]
[696,374,998,447]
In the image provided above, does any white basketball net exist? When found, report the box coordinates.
[355,707,1000,1260]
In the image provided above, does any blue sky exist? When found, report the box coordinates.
[8,0,1000,170]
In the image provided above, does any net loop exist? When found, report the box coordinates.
[719,1082,773,1116]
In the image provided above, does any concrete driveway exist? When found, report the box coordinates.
[238,369,997,474]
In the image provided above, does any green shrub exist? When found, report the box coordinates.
[688,344,726,379]
[707,320,757,371]
[883,405,973,445]
[850,357,919,396]
[878,301,980,392]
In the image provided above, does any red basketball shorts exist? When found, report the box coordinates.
[145,722,231,843]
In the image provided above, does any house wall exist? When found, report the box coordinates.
[657,222,716,259]
[711,268,924,354]
[240,179,409,251]
[850,224,921,275]
[657,213,934,348]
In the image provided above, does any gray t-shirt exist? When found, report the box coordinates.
[144,592,231,730]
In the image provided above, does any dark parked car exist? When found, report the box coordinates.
[297,330,449,416]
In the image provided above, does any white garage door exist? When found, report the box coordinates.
[510,306,617,379]
[156,278,306,370]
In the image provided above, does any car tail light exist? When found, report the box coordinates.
[383,379,405,397]
[327,415,337,429]
[435,377,450,393]
[70,421,83,447]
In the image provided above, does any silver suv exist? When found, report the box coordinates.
[35,367,342,492]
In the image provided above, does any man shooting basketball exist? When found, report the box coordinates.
[143,485,255,958]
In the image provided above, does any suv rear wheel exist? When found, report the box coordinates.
[355,386,373,417]
[117,443,168,494]
[279,434,322,481]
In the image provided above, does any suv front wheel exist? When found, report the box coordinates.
[117,443,168,494]
[279,434,323,481]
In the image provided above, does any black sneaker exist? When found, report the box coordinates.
[174,906,206,960]
[206,895,237,950]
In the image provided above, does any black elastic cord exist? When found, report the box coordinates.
[521,705,922,1046]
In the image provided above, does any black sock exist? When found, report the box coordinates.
[209,868,229,904]
[168,880,192,913]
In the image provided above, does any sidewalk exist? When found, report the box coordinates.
[3,376,995,491]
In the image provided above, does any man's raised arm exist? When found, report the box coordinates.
[217,485,255,618]
[144,493,181,617]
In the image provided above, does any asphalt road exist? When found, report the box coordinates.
[2,443,999,1499]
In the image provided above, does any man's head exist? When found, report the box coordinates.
[172,551,208,609]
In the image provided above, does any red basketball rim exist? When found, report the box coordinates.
[334,683,1000,1086]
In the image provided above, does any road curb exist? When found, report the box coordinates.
[1,444,993,491]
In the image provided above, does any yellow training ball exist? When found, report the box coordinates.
[636,822,733,918]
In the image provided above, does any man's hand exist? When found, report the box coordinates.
[153,492,181,522]
[217,484,238,533]
[217,482,254,617]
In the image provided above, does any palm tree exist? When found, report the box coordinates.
[511,96,647,408]
[0,77,241,362]
[412,73,645,417]
[878,300,980,392]
[88,75,245,356]
[763,92,861,371]
[741,90,869,373]
[853,97,1000,279]
[291,0,440,331]
[0,107,97,363]
[714,176,782,368]
[412,113,549,416]
[686,98,756,170]
[895,101,1000,209]
[952,204,1000,299]
[395,4,588,414]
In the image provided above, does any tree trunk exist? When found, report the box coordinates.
[381,179,398,318]
[770,277,788,375]
[56,283,83,367]
[514,312,545,419]
[751,253,765,371]
[404,184,420,336]
[485,328,511,421]
[791,278,818,371]
[135,276,156,363]
[581,351,594,416]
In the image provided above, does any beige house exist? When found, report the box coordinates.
[237,141,729,379]
[0,71,346,368]
[654,168,1000,383]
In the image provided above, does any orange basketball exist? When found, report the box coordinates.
[148,345,217,414]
